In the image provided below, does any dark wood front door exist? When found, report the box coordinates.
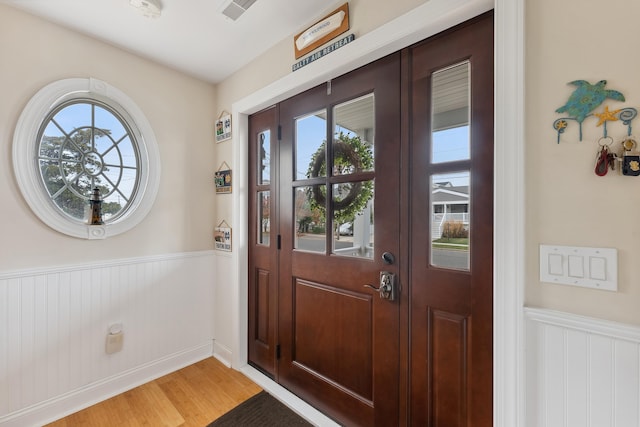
[248,12,493,427]
[277,52,401,426]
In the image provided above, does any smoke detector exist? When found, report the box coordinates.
[130,0,162,18]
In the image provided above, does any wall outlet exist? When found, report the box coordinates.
[106,323,124,354]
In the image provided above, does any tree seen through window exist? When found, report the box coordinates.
[37,101,139,222]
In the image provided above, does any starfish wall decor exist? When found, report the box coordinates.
[553,80,637,143]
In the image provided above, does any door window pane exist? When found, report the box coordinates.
[258,131,270,185]
[294,185,326,252]
[332,181,374,258]
[296,111,327,180]
[431,62,470,163]
[333,94,375,175]
[430,172,470,270]
[258,191,270,246]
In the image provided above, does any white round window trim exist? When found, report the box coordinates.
[13,78,161,239]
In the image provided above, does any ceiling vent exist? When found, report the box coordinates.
[130,0,162,18]
[221,0,257,21]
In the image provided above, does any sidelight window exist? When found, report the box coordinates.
[429,62,471,270]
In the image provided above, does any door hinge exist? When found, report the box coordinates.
[277,234,281,250]
[277,125,282,140]
[276,344,281,359]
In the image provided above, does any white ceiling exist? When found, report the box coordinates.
[1,0,333,84]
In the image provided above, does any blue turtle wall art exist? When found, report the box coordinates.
[556,80,624,123]
[553,80,635,143]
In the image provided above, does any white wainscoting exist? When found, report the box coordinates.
[0,251,216,427]
[525,307,640,427]
[212,251,234,368]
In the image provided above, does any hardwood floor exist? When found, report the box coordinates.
[46,357,263,427]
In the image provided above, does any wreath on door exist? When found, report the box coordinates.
[306,132,374,224]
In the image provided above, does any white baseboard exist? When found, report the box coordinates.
[213,340,233,367]
[0,342,213,427]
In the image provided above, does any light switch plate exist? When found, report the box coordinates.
[539,245,617,291]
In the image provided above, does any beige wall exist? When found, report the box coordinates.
[526,0,640,324]
[0,4,217,270]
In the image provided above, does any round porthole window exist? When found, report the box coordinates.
[13,78,161,239]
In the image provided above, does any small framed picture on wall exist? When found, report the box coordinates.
[215,112,232,143]
[214,222,232,252]
[215,164,232,194]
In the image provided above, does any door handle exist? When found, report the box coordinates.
[364,271,397,301]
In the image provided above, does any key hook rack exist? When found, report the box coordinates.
[552,80,637,144]
[553,80,640,177]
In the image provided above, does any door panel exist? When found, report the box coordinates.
[409,13,493,426]
[294,279,373,399]
[429,308,468,425]
[279,53,401,426]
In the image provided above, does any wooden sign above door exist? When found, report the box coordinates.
[293,3,349,59]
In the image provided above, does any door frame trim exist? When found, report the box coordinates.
[230,0,525,425]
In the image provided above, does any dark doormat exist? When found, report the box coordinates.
[208,391,314,426]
